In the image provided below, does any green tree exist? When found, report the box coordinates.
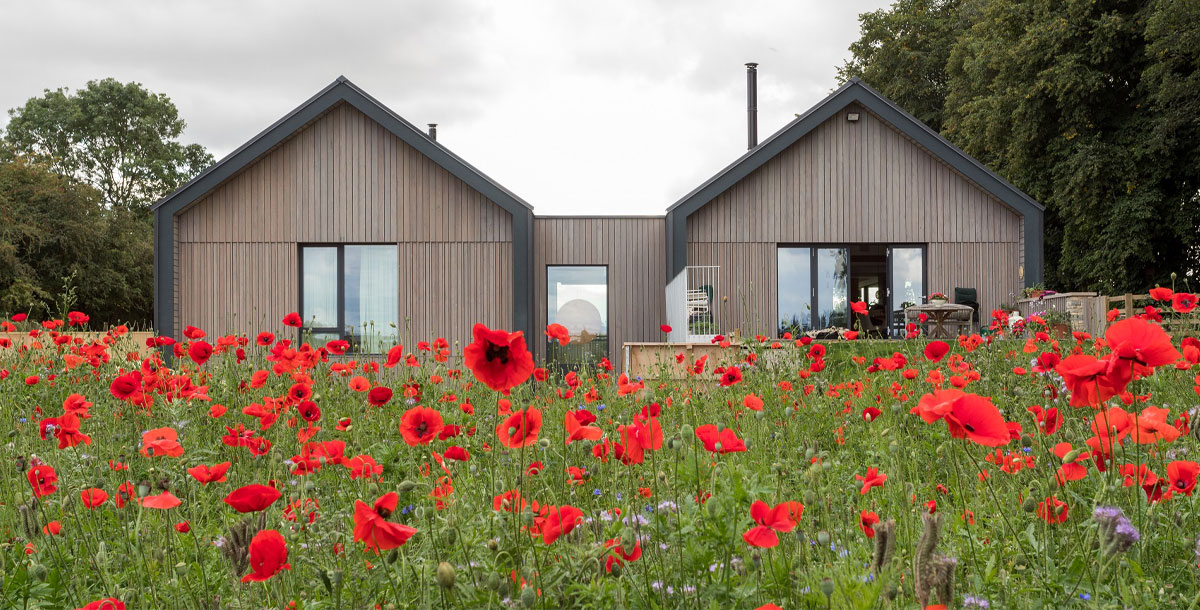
[1,78,213,213]
[838,0,964,132]
[841,0,1200,292]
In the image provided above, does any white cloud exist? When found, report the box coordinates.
[0,0,891,214]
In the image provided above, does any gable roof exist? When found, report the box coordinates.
[152,75,534,216]
[664,77,1044,284]
[667,77,1042,217]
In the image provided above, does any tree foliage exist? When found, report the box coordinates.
[0,157,153,325]
[841,0,1200,292]
[2,78,212,214]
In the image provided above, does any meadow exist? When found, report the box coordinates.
[1,298,1199,610]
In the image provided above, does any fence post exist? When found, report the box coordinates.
[1124,294,1134,319]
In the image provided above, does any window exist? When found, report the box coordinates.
[777,247,812,336]
[547,266,608,363]
[300,245,398,353]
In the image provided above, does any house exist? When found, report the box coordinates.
[153,73,1042,362]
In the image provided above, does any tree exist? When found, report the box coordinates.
[841,0,1200,292]
[838,0,964,132]
[2,78,213,214]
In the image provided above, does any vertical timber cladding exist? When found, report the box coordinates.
[685,102,1024,336]
[175,102,514,347]
[534,217,667,363]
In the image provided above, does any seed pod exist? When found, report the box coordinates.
[1022,497,1037,513]
[398,480,416,492]
[486,572,500,591]
[817,531,830,545]
[436,562,456,589]
[819,578,835,597]
[538,438,551,449]
[520,586,537,607]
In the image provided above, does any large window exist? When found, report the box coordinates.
[547,266,608,363]
[300,245,398,353]
[777,247,812,336]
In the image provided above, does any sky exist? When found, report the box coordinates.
[0,0,893,215]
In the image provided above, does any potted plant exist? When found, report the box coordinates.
[1043,310,1072,338]
[929,292,948,305]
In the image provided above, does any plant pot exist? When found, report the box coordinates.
[930,299,948,305]
[1051,323,1071,339]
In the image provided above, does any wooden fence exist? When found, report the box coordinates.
[1018,292,1198,337]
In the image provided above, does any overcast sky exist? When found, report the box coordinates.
[0,0,891,215]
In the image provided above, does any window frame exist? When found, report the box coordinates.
[545,264,610,362]
[298,243,398,353]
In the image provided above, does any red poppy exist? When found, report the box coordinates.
[851,301,868,315]
[140,427,185,458]
[75,599,125,610]
[1131,406,1181,444]
[399,406,445,446]
[719,366,744,386]
[256,332,275,346]
[463,323,535,393]
[353,492,418,551]
[944,394,1011,447]
[742,500,801,548]
[497,408,543,449]
[383,344,404,368]
[856,467,887,495]
[534,504,583,545]
[367,386,393,407]
[281,312,303,327]
[187,462,231,485]
[910,389,965,424]
[1173,292,1198,314]
[175,522,191,533]
[604,537,643,572]
[109,371,143,402]
[544,323,570,346]
[1105,317,1182,375]
[1036,496,1069,524]
[241,529,291,582]
[81,488,109,508]
[859,510,880,538]
[694,424,747,453]
[660,324,672,333]
[1055,355,1121,407]
[1167,460,1198,496]
[224,484,282,513]
[743,393,764,411]
[298,401,321,422]
[1149,286,1173,301]
[141,491,182,510]
[27,464,58,497]
[187,341,213,366]
[564,410,603,445]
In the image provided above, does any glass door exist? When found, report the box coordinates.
[814,247,850,330]
[887,246,925,337]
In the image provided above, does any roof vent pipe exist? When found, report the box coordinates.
[427,124,438,141]
[746,62,758,150]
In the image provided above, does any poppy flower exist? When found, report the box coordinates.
[141,491,182,510]
[463,323,535,393]
[399,406,445,446]
[544,323,570,346]
[1036,496,1069,524]
[140,427,185,458]
[944,394,1011,447]
[1105,317,1182,375]
[109,371,143,402]
[535,504,583,545]
[1131,406,1181,444]
[856,467,887,495]
[604,537,643,572]
[348,376,370,392]
[187,341,213,366]
[743,394,764,411]
[43,521,62,535]
[353,492,418,551]
[1149,287,1174,301]
[367,386,393,407]
[224,484,282,513]
[255,332,275,346]
[851,301,868,315]
[719,366,744,387]
[910,389,965,424]
[1167,461,1198,496]
[188,462,231,485]
[81,488,109,508]
[859,510,880,538]
[497,408,543,449]
[175,522,191,533]
[1173,292,1198,314]
[564,410,603,445]
[694,424,747,453]
[27,464,58,497]
[241,529,291,582]
[660,324,672,333]
[281,312,303,327]
[75,599,125,610]
[1055,354,1121,408]
[742,500,801,548]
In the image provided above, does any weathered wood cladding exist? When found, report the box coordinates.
[175,102,513,345]
[685,103,1023,334]
[534,217,666,362]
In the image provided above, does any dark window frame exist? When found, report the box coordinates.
[545,264,610,363]
[775,243,928,338]
[298,243,398,354]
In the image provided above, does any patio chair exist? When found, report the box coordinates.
[953,287,980,332]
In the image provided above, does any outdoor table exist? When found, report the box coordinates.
[906,303,974,339]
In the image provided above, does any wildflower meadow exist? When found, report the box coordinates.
[3,292,1200,610]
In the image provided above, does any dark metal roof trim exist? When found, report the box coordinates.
[665,77,1044,286]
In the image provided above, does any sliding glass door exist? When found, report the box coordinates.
[887,246,925,336]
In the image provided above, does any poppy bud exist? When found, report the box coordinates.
[817,531,830,545]
[784,407,795,416]
[607,561,623,577]
[888,441,900,453]
[754,410,765,420]
[1171,272,1177,280]
[804,448,816,460]
[1061,449,1082,464]
[31,564,47,582]
[1022,498,1038,512]
[436,562,456,589]
[331,569,343,586]
[715,422,724,432]
[398,480,416,493]
[538,438,551,449]
[803,490,816,505]
[486,572,500,590]
[368,482,380,494]
[95,542,108,565]
[174,562,188,577]
[520,586,537,607]
[1020,435,1033,448]
[522,508,534,527]
[414,507,426,519]
[820,578,835,597]
[679,424,693,437]
[751,551,762,569]
[743,439,753,450]
[445,528,458,546]
[386,549,399,565]
[304,480,317,492]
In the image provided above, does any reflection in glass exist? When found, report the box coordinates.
[816,248,849,329]
[777,247,812,336]
[547,266,607,363]
[302,247,338,328]
[890,247,924,336]
[344,245,399,353]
